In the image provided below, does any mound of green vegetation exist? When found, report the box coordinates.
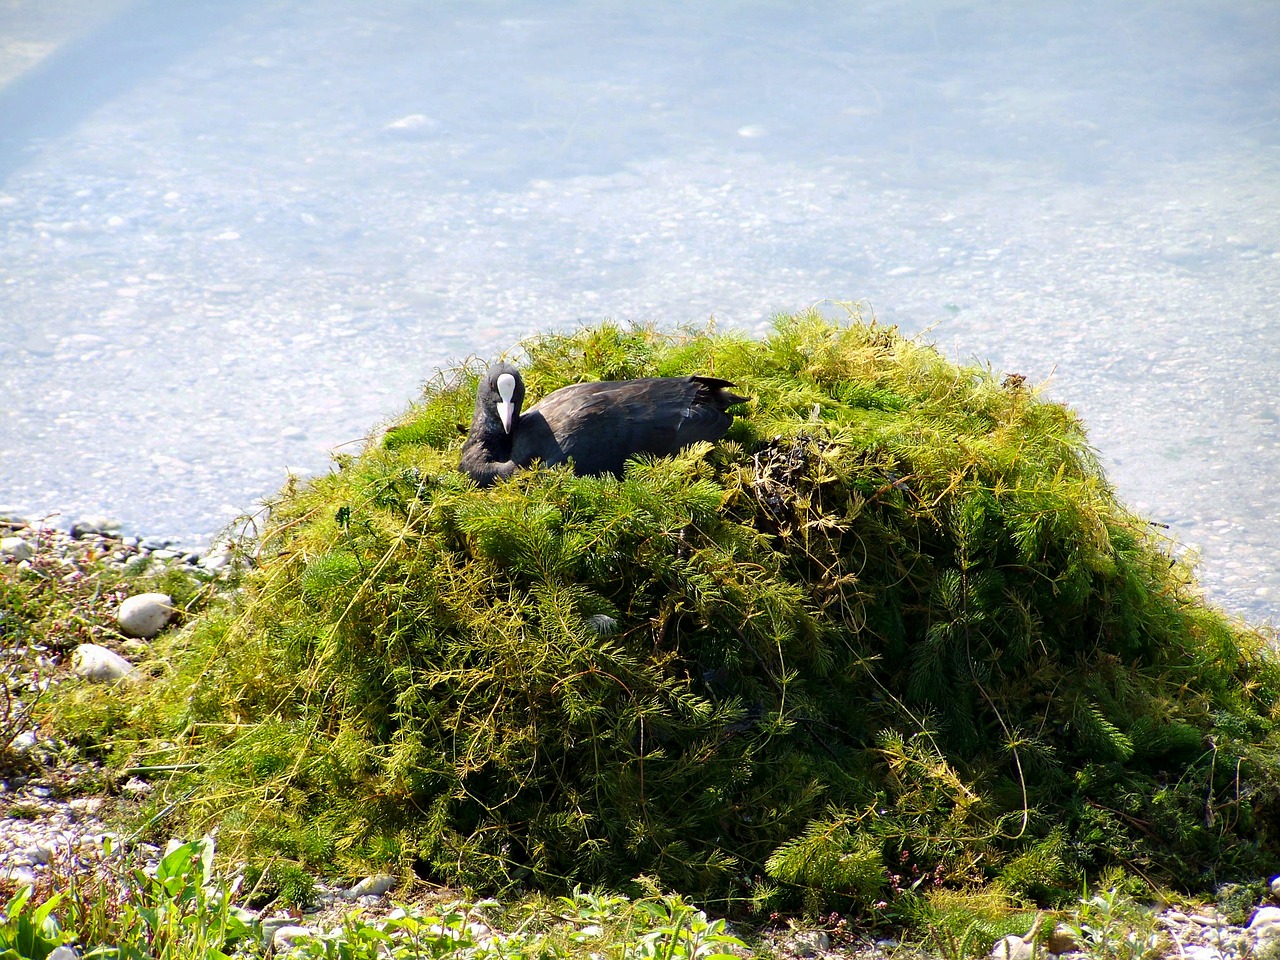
[56,312,1280,916]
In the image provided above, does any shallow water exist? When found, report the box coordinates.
[1,0,1277,624]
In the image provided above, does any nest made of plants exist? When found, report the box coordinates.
[56,311,1280,915]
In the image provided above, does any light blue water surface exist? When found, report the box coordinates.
[1,0,1277,623]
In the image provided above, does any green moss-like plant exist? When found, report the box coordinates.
[52,311,1280,913]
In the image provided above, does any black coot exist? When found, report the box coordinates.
[460,362,748,486]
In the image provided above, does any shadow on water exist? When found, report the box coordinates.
[0,0,254,184]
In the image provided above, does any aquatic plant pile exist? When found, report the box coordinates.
[56,312,1280,915]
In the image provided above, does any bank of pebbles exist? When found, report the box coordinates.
[4,512,1280,957]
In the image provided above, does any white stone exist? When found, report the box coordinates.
[273,924,318,951]
[0,536,33,561]
[348,873,395,897]
[199,550,231,572]
[790,930,829,957]
[3,866,36,887]
[260,917,294,945]
[71,643,138,682]
[116,592,174,638]
[10,730,37,753]
[48,948,78,960]
[1272,875,1280,899]
[1185,947,1224,960]
[1250,906,1280,941]
[121,777,153,796]
[990,935,1034,960]
[24,843,54,865]
[69,797,104,816]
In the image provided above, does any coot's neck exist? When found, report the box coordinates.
[466,397,514,460]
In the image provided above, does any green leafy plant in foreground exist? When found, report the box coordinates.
[0,886,70,960]
[49,311,1280,915]
[12,836,256,960]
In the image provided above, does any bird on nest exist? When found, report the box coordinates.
[460,361,748,487]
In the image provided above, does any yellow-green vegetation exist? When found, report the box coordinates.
[1,536,209,771]
[50,312,1280,922]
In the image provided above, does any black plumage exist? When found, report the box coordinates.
[460,362,747,486]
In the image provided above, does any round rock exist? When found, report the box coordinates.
[117,592,174,638]
[72,643,138,682]
[0,536,34,561]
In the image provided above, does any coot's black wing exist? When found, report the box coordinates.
[519,376,742,477]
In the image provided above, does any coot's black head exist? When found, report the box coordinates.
[480,362,526,434]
